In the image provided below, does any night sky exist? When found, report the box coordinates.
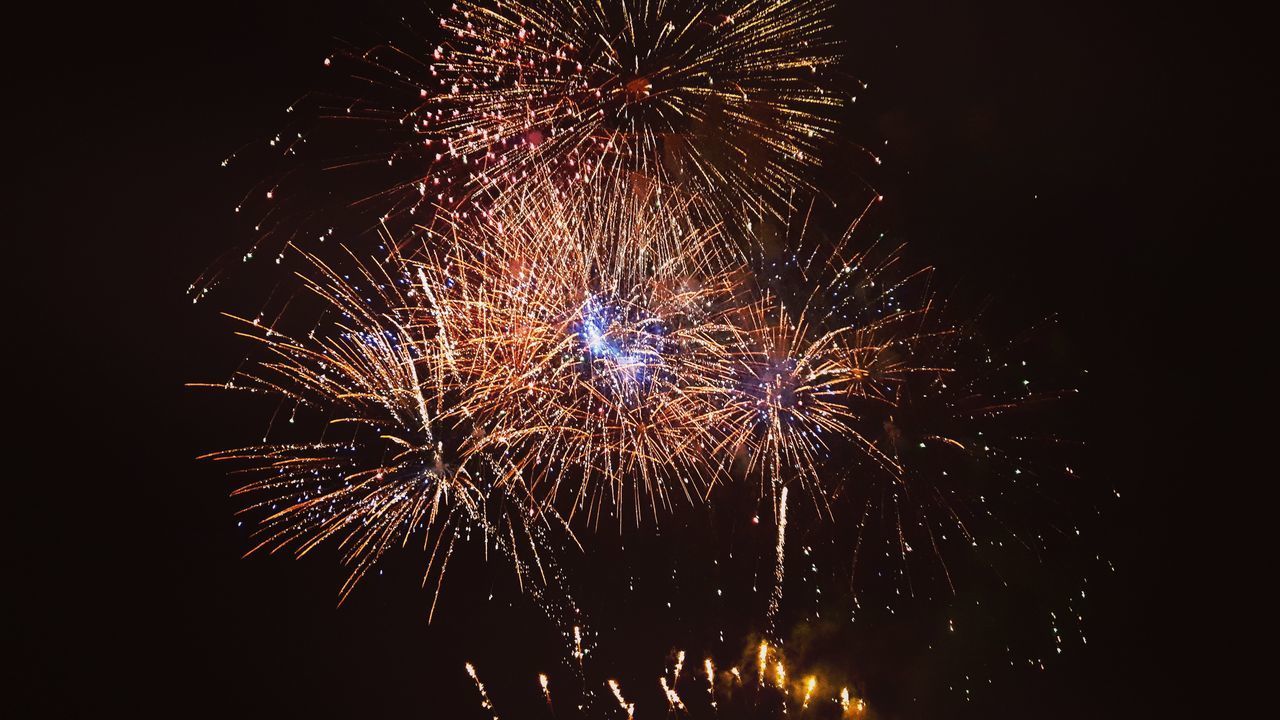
[14,1,1245,717]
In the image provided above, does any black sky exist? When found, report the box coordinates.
[13,1,1249,717]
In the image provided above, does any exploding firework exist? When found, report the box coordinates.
[409,183,756,527]
[193,247,580,618]
[719,248,937,507]
[701,200,946,527]
[633,202,1086,618]
[421,0,844,226]
[205,0,850,296]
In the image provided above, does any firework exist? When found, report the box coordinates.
[712,210,943,512]
[415,0,840,223]
[193,247,579,618]
[428,0,845,225]
[196,193,747,609]
[719,216,1084,604]
[193,248,481,612]
[208,0,848,293]
[407,183,755,527]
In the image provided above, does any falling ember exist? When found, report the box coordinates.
[673,650,686,684]
[757,641,769,685]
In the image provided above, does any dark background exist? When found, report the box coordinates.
[14,1,1249,717]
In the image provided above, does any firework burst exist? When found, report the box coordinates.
[421,0,844,227]
[194,191,754,607]
[715,206,944,515]
[399,176,761,527]
[193,247,572,618]
[204,0,848,295]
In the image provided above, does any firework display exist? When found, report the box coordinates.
[195,0,1093,714]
